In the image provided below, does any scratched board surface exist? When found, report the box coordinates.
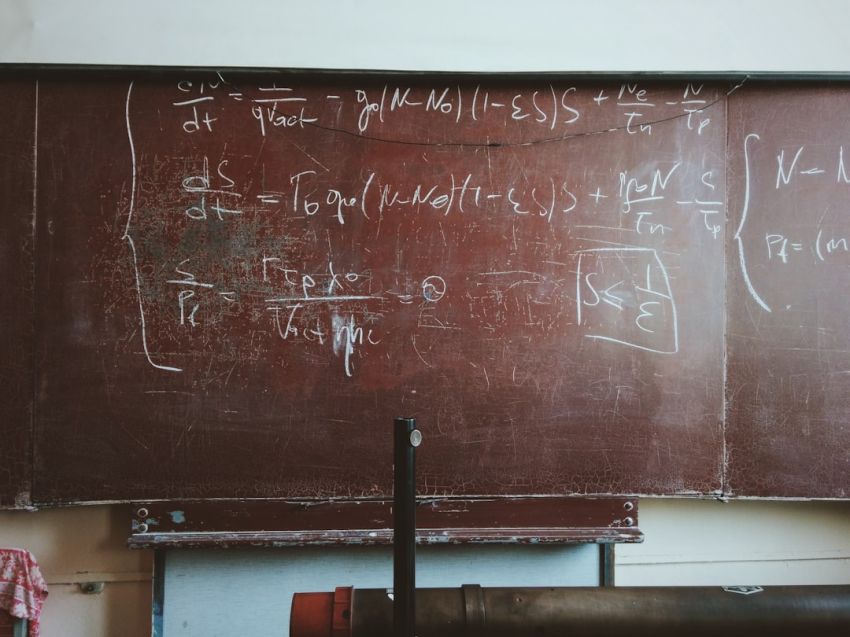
[726,86,850,497]
[0,79,36,507]
[22,73,730,502]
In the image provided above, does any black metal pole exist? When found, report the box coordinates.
[394,417,419,637]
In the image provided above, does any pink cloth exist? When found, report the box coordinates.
[0,549,48,637]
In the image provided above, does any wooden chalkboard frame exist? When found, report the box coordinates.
[127,497,641,548]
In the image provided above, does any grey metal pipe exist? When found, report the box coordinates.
[347,585,850,637]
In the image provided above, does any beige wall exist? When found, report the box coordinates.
[0,506,152,637]
[3,0,850,72]
[2,499,849,636]
[618,499,850,586]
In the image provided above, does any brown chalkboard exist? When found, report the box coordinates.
[6,71,845,505]
[726,86,850,497]
[0,79,35,508]
[20,72,728,503]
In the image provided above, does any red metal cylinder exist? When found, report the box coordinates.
[291,587,352,637]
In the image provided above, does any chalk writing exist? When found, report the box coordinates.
[121,77,731,378]
[576,248,679,355]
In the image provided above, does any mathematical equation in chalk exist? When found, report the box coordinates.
[172,154,722,242]
[168,76,716,141]
[765,229,849,264]
[736,134,850,314]
[121,78,731,376]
